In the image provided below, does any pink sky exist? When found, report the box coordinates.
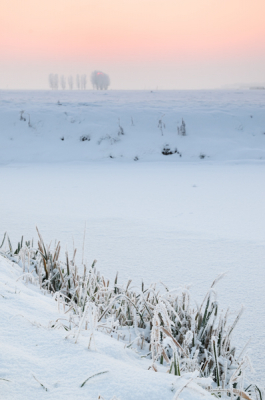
[1,0,265,89]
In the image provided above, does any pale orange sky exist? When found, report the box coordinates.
[0,0,265,89]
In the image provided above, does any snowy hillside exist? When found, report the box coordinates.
[0,89,265,164]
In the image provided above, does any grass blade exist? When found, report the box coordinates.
[80,371,109,388]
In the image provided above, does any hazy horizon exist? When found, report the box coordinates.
[1,0,265,90]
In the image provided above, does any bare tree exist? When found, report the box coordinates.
[91,70,110,90]
[68,75,74,90]
[48,73,54,89]
[80,74,87,90]
[60,75,66,90]
[53,74,59,90]
[49,73,59,90]
[76,74,80,90]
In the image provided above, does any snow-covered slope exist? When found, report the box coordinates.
[0,255,213,400]
[0,89,265,164]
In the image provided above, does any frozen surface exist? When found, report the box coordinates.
[0,90,265,390]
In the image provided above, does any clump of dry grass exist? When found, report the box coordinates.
[0,228,263,400]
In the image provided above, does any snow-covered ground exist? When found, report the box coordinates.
[1,255,215,400]
[0,90,265,396]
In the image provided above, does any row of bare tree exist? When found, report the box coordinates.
[48,71,110,90]
[49,74,87,90]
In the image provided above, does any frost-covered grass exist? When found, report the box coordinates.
[1,229,263,400]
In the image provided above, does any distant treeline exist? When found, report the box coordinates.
[48,71,110,90]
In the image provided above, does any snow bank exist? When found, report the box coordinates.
[0,254,213,400]
[0,89,265,164]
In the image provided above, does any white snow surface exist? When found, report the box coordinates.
[0,255,213,400]
[0,89,265,391]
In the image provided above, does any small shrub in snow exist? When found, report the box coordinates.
[80,135,90,142]
[162,145,181,157]
[19,111,32,127]
[27,113,32,128]
[118,119,125,136]
[177,119,186,136]
[158,114,165,136]
[19,111,26,121]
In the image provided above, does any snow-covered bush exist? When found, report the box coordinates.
[162,145,181,156]
[0,229,263,400]
[80,135,90,142]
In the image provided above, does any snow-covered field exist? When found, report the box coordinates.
[0,89,265,397]
[1,89,265,163]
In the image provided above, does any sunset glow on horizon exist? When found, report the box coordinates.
[1,0,265,89]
